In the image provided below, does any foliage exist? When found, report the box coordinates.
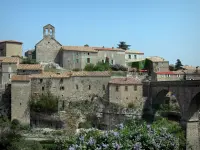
[169,64,175,71]
[117,41,131,50]
[127,102,135,108]
[84,44,89,47]
[130,60,145,70]
[56,118,185,150]
[110,64,127,71]
[84,63,95,71]
[0,117,43,150]
[175,59,183,71]
[72,68,81,71]
[29,92,59,114]
[21,58,38,64]
[93,62,111,71]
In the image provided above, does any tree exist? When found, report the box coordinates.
[175,59,183,71]
[117,41,131,50]
[169,64,175,71]
[84,44,89,47]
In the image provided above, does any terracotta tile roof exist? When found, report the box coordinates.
[71,71,111,77]
[11,75,30,82]
[1,57,20,63]
[146,56,167,62]
[30,72,71,79]
[61,46,97,52]
[109,77,142,85]
[17,64,43,70]
[125,50,144,54]
[0,40,23,44]
[93,47,125,52]
[156,71,184,75]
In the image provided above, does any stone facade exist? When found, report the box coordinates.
[151,71,184,81]
[125,50,144,67]
[61,47,98,70]
[109,77,143,107]
[11,76,31,125]
[0,40,22,57]
[35,24,62,64]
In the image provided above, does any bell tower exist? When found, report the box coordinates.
[43,24,55,39]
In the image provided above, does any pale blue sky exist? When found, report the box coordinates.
[0,0,199,66]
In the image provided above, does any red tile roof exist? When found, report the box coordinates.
[109,77,142,85]
[1,57,20,63]
[156,71,183,75]
[12,75,30,82]
[93,47,125,52]
[61,46,97,52]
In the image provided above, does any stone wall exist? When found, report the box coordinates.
[11,81,31,125]
[109,84,143,107]
[17,70,42,75]
[35,37,61,64]
[97,51,125,66]
[2,63,17,85]
[61,51,98,70]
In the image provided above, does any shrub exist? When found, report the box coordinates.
[127,102,135,108]
[60,118,185,150]
[84,64,95,71]
[21,58,38,64]
[111,64,127,71]
[29,92,59,114]
[72,68,81,71]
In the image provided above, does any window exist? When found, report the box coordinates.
[40,79,43,83]
[103,85,106,90]
[89,85,91,90]
[134,85,137,91]
[8,74,11,79]
[128,55,131,59]
[76,59,79,63]
[88,53,90,55]
[87,58,90,63]
[111,60,114,65]
[125,86,128,91]
[62,101,65,110]
[76,52,78,55]
[102,60,104,63]
[60,86,65,90]
[60,78,63,84]
[116,85,119,91]
[168,74,170,77]
[134,55,137,59]
[76,84,78,90]
[42,86,44,91]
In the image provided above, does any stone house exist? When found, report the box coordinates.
[109,77,143,107]
[151,71,184,81]
[11,71,111,124]
[35,24,62,64]
[60,46,98,70]
[0,57,20,86]
[125,50,145,67]
[93,47,125,66]
[145,56,169,75]
[0,40,23,57]
[17,64,43,75]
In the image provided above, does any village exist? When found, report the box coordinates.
[0,24,200,150]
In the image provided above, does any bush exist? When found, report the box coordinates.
[21,58,38,64]
[110,64,127,71]
[72,68,81,71]
[29,92,59,114]
[60,118,185,150]
[84,64,95,71]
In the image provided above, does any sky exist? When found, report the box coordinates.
[0,0,200,66]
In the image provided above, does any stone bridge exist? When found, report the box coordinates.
[144,80,200,150]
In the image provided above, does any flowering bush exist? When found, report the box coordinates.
[55,118,185,150]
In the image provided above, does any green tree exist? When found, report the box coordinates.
[117,41,131,50]
[169,64,175,71]
[175,59,183,70]
[84,44,89,47]
[21,58,38,64]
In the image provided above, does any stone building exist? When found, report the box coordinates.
[17,64,43,75]
[151,71,184,81]
[0,57,20,86]
[146,56,169,75]
[0,40,23,57]
[109,77,143,107]
[35,24,62,63]
[94,47,125,66]
[125,50,145,67]
[60,46,98,70]
[25,49,34,59]
[11,71,111,124]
